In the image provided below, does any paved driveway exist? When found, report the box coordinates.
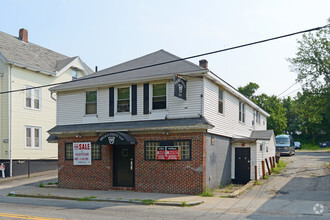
[194,151,330,219]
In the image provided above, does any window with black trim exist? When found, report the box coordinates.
[145,140,191,160]
[152,83,166,110]
[117,87,130,112]
[65,143,101,160]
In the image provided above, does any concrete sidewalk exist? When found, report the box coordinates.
[1,172,203,206]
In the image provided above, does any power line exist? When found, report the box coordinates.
[0,24,328,95]
[280,87,302,98]
[277,82,298,97]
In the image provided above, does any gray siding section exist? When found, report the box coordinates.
[206,133,232,189]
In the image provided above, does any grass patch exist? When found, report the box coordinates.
[77,196,97,201]
[133,199,156,205]
[254,180,262,185]
[141,199,155,205]
[298,143,330,151]
[199,187,214,197]
[264,175,269,180]
[273,160,287,174]
[39,182,44,188]
[180,201,188,207]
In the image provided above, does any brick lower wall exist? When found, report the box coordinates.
[58,136,113,190]
[58,132,206,194]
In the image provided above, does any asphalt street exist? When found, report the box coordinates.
[0,151,328,219]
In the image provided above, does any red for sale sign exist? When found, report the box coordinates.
[156,146,181,160]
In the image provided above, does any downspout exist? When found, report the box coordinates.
[9,64,13,177]
[50,90,56,101]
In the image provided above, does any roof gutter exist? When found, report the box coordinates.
[205,71,270,117]
[7,60,55,76]
[50,70,207,92]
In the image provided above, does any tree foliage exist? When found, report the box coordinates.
[252,94,287,135]
[288,19,330,93]
[287,18,330,143]
[238,82,259,99]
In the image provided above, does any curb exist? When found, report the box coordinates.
[7,193,203,207]
[229,180,254,198]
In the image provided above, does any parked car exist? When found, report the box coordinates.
[319,141,330,148]
[294,141,301,149]
[275,134,295,156]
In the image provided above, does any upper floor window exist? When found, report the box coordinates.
[86,91,97,114]
[72,69,78,80]
[256,111,261,124]
[152,83,166,110]
[218,88,224,114]
[25,86,41,110]
[25,126,41,148]
[117,87,130,112]
[239,101,245,122]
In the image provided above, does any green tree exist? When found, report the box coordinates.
[282,96,300,135]
[288,18,330,143]
[252,94,287,135]
[287,19,330,93]
[238,82,259,99]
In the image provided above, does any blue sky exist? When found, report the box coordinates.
[1,0,329,97]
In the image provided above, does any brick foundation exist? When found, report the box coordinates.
[58,132,206,194]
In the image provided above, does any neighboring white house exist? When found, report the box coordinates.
[48,50,275,193]
[0,28,93,176]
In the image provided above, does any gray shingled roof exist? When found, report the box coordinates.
[51,49,206,91]
[48,117,213,135]
[0,30,92,74]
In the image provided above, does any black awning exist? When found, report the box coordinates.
[97,131,136,145]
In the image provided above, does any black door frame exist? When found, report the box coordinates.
[234,147,251,184]
[113,145,135,187]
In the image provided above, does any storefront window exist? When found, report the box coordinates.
[145,140,191,160]
[145,142,159,160]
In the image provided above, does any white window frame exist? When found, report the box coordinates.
[24,126,42,149]
[218,88,224,114]
[24,86,41,110]
[72,69,78,80]
[85,90,97,115]
[239,101,245,123]
[116,86,131,113]
[151,82,167,111]
[256,111,261,124]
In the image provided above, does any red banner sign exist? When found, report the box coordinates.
[156,146,181,160]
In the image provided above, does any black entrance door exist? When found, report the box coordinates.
[113,145,135,187]
[235,148,251,184]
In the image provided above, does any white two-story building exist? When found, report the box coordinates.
[0,29,92,176]
[48,50,275,194]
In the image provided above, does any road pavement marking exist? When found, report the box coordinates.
[0,212,64,220]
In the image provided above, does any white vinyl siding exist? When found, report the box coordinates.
[57,78,203,124]
[204,78,264,138]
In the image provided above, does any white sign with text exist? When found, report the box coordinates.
[73,142,91,165]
